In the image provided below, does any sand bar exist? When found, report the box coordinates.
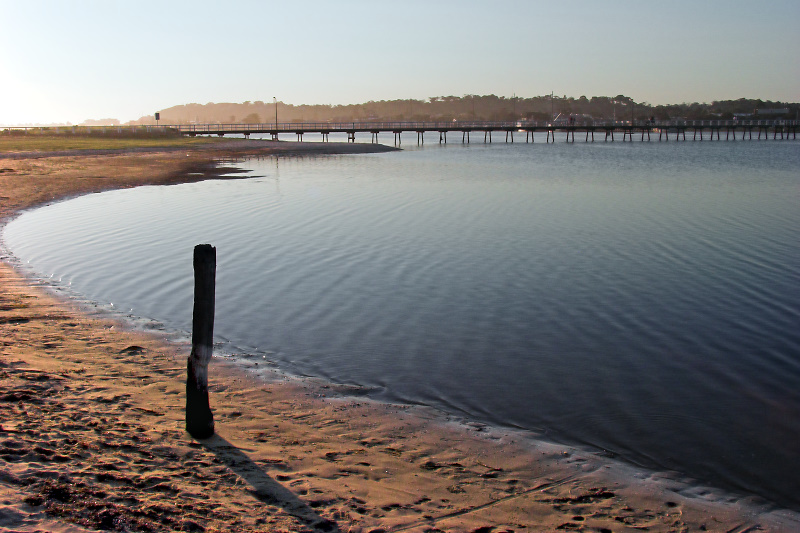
[1,140,798,532]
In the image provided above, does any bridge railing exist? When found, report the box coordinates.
[174,121,528,133]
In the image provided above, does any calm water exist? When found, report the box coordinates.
[4,139,800,508]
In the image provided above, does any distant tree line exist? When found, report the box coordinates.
[131,96,800,125]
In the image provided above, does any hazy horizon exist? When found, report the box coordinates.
[2,0,799,125]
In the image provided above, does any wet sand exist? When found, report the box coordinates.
[1,140,798,532]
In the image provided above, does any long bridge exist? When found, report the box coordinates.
[178,119,800,144]
[6,119,798,145]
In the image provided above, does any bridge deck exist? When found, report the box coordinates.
[173,119,797,135]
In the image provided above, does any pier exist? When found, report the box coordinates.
[175,119,799,144]
[4,119,797,145]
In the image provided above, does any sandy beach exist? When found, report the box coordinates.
[1,140,798,532]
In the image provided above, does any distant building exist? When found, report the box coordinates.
[754,108,789,115]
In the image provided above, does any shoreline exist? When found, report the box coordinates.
[1,140,798,532]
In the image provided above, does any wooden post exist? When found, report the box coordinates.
[186,244,216,439]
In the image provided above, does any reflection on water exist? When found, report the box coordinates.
[4,140,800,509]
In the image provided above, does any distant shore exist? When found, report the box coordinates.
[1,139,798,532]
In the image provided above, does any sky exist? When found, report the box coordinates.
[1,0,798,125]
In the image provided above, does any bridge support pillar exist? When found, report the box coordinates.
[484,131,491,143]
[321,132,329,142]
[526,130,533,143]
[417,131,424,145]
[605,130,613,142]
[462,131,470,144]
[371,131,380,143]
[565,130,574,143]
[271,133,278,141]
[296,132,303,141]
[505,130,513,143]
[347,131,356,143]
[393,131,401,145]
[439,131,446,144]
[547,129,555,143]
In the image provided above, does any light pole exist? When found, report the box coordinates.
[273,97,278,130]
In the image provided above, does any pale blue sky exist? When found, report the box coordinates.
[1,0,798,124]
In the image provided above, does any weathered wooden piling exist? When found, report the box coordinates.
[186,244,216,439]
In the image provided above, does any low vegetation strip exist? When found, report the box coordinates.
[0,132,226,153]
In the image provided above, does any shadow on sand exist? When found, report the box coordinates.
[200,434,339,532]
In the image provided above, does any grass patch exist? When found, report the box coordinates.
[0,130,231,153]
